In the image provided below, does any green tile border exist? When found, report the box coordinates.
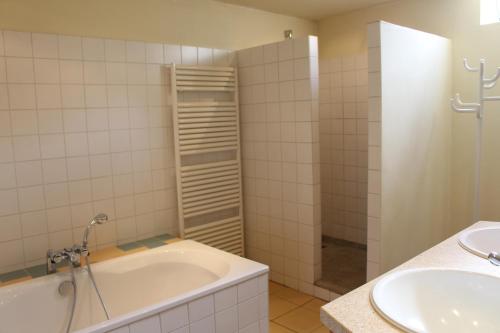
[0,269,28,283]
[1,233,174,284]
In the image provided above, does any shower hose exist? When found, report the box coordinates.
[65,257,110,333]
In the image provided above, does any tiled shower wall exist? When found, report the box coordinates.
[318,54,369,245]
[237,37,322,294]
[0,30,234,273]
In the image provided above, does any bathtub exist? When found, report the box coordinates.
[0,240,269,333]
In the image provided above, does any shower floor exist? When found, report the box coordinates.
[316,236,367,295]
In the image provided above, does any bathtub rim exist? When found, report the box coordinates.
[72,240,269,333]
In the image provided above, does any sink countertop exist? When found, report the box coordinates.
[320,221,500,333]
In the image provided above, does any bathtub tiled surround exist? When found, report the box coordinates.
[0,29,235,273]
[237,37,322,293]
[319,54,368,245]
[106,274,269,333]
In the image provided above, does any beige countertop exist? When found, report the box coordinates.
[320,221,500,333]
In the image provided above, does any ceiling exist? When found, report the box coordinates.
[216,0,394,20]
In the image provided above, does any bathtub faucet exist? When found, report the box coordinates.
[47,245,88,274]
[46,213,108,274]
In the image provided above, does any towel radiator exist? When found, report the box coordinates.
[169,64,244,256]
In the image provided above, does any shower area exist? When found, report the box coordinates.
[316,53,369,294]
[237,21,453,297]
[236,35,368,296]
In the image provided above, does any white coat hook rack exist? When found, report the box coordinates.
[451,58,500,223]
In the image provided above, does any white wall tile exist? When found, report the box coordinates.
[197,47,213,65]
[215,307,238,333]
[0,163,16,189]
[188,295,214,322]
[21,211,47,237]
[0,32,4,56]
[126,41,146,63]
[82,38,105,61]
[146,43,164,64]
[214,286,237,312]
[58,36,82,60]
[181,46,197,65]
[189,316,215,333]
[105,39,126,62]
[16,161,43,187]
[4,31,32,57]
[238,296,259,329]
[39,134,65,159]
[0,215,21,242]
[60,60,83,84]
[32,33,58,59]
[164,45,181,64]
[129,316,161,333]
[65,133,88,156]
[13,135,40,161]
[6,58,34,83]
[18,185,45,212]
[160,305,188,333]
[34,59,60,83]
[237,277,259,302]
[0,189,19,216]
[36,84,62,109]
[8,84,36,109]
[61,85,85,108]
[84,61,106,84]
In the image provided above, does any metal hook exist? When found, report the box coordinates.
[450,94,479,113]
[463,58,479,72]
[484,67,500,85]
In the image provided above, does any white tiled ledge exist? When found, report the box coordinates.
[320,221,500,333]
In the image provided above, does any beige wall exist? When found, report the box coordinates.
[319,0,500,235]
[372,22,452,273]
[0,0,317,50]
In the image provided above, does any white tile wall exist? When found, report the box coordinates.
[366,22,382,280]
[318,52,368,245]
[237,37,322,294]
[0,29,234,273]
[105,274,268,333]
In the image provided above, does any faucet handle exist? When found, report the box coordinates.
[47,249,64,264]
[488,252,500,266]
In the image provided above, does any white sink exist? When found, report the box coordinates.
[458,226,500,259]
[371,268,500,332]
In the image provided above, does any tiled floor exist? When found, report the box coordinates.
[316,237,367,295]
[269,281,329,333]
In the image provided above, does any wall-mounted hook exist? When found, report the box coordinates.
[463,58,479,72]
[450,93,479,113]
[484,67,500,85]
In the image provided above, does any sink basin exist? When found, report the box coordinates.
[370,268,500,332]
[458,227,500,258]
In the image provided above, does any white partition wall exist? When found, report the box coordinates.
[367,22,453,278]
[237,37,323,294]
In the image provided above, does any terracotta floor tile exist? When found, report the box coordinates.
[269,281,291,295]
[274,307,323,333]
[302,298,327,313]
[269,294,299,319]
[273,286,314,305]
[269,322,295,333]
[311,325,330,333]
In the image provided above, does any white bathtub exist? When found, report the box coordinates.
[0,240,269,333]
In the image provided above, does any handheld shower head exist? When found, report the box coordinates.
[91,213,108,225]
[83,213,109,247]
